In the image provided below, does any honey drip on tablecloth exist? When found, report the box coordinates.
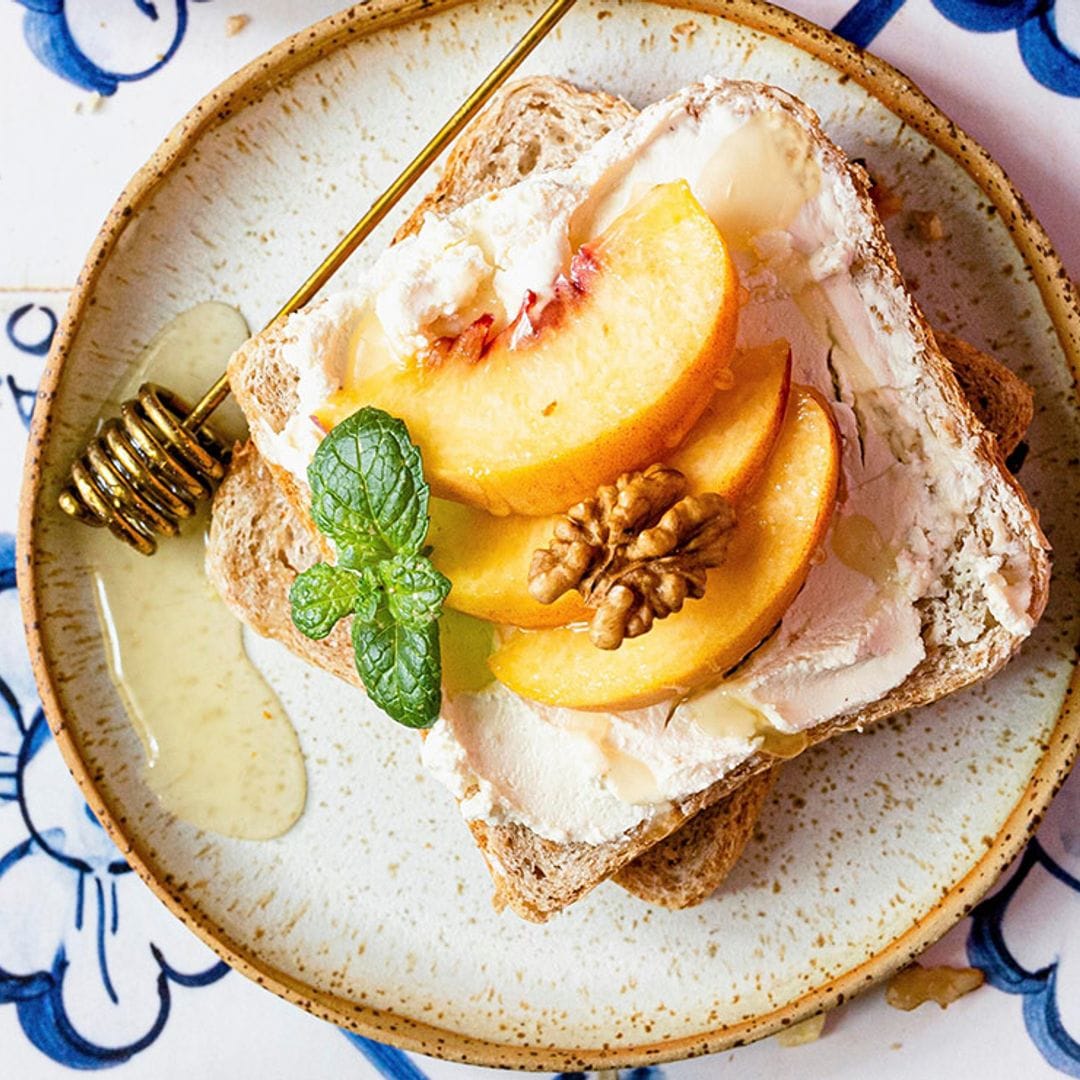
[83,302,306,840]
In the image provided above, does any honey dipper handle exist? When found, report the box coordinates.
[183,0,579,434]
[184,370,232,431]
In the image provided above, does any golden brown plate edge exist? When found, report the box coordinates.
[16,0,1080,1070]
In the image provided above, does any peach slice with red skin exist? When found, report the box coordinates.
[487,387,841,711]
[321,180,740,516]
[428,341,792,629]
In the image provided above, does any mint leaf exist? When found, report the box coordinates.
[289,563,374,639]
[307,407,429,565]
[352,600,442,729]
[295,406,455,729]
[377,554,450,627]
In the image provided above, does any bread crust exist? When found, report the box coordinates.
[613,768,777,908]
[933,330,1034,459]
[393,76,636,243]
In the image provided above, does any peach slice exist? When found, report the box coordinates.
[487,387,840,710]
[428,498,591,628]
[323,180,739,515]
[428,341,792,629]
[667,339,792,497]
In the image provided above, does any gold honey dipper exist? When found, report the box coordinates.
[59,0,578,555]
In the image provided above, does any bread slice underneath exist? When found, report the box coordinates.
[218,77,1049,921]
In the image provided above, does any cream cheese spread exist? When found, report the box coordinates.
[252,79,1036,846]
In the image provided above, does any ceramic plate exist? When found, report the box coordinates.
[18,0,1080,1069]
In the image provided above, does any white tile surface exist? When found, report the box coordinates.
[1,2,1076,1077]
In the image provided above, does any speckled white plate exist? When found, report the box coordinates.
[18,0,1080,1069]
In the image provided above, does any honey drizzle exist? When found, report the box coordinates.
[83,303,306,840]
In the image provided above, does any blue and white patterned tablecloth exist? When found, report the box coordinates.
[1,3,1077,1077]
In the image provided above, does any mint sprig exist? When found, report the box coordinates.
[289,407,451,729]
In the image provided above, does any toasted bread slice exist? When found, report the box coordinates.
[217,78,1049,921]
[614,768,777,908]
[933,329,1034,460]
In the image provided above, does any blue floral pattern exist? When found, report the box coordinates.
[968,773,1080,1078]
[5,1,1080,1076]
[0,533,231,1069]
[835,0,1080,96]
[15,0,210,97]
[6,306,56,429]
[341,1034,436,1080]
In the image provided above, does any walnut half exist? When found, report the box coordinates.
[528,464,736,649]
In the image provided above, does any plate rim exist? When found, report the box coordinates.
[16,0,1080,1069]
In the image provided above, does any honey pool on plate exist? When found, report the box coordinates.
[82,302,306,840]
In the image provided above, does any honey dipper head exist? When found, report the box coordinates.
[58,382,230,555]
